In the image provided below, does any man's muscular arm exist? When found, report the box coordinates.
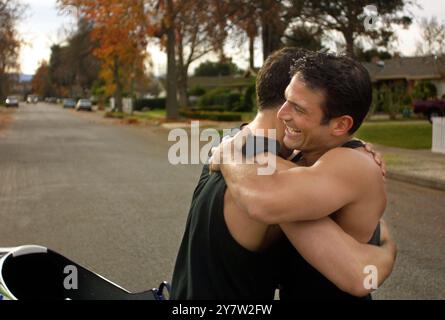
[280,218,397,297]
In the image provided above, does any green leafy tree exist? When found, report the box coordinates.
[194,60,242,77]
[295,0,413,56]
[412,80,437,100]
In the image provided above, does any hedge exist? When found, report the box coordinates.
[198,88,242,111]
[179,110,242,122]
[134,98,166,111]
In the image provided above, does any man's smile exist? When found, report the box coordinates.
[284,123,302,138]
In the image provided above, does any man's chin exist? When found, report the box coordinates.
[283,137,301,151]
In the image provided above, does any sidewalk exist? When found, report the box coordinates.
[0,107,14,138]
[374,144,445,191]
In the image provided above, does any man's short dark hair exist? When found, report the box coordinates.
[256,47,309,110]
[291,53,372,134]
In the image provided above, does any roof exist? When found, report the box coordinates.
[363,56,445,82]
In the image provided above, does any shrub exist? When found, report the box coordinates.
[412,80,437,100]
[179,110,242,122]
[198,88,242,111]
[134,98,166,111]
[188,86,206,97]
[238,83,256,112]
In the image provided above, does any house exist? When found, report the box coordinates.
[363,56,445,98]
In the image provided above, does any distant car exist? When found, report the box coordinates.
[63,98,76,109]
[413,99,445,123]
[75,99,92,111]
[5,96,19,108]
[27,95,38,104]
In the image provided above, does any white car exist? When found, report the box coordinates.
[5,96,19,108]
[75,99,92,111]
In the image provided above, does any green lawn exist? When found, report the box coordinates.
[355,120,432,149]
[135,109,256,122]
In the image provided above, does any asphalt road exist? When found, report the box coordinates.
[0,103,444,299]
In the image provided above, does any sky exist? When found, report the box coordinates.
[18,0,445,76]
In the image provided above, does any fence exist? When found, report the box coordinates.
[432,117,445,154]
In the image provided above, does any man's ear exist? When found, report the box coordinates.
[330,115,354,136]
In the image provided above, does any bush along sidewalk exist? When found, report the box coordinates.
[179,109,242,122]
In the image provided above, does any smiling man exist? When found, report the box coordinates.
[212,52,393,299]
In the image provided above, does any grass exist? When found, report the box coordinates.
[133,109,255,122]
[355,120,432,149]
[104,109,166,121]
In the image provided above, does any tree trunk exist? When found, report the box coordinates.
[113,56,123,112]
[261,20,284,61]
[249,34,255,70]
[178,69,188,109]
[165,0,179,120]
[176,36,188,109]
[343,29,355,57]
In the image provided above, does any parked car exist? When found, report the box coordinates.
[26,95,39,104]
[63,98,76,109]
[413,99,445,123]
[5,96,19,108]
[75,99,92,111]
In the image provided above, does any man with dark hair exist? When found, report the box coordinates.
[211,51,394,299]
[171,48,396,300]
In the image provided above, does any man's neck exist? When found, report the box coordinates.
[247,110,280,139]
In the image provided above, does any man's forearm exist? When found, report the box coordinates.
[280,218,397,297]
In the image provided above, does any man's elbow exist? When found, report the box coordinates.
[345,280,373,298]
[246,203,276,224]
[339,273,373,298]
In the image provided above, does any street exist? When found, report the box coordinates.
[0,103,444,299]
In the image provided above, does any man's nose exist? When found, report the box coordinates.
[277,102,292,121]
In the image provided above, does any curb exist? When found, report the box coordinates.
[386,171,445,192]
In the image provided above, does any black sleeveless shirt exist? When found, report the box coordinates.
[277,140,381,300]
[170,165,277,300]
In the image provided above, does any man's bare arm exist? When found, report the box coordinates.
[219,146,380,225]
[280,218,397,297]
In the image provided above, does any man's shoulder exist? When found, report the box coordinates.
[317,146,381,178]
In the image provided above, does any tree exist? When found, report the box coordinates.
[412,80,437,100]
[283,23,325,51]
[32,61,52,97]
[46,19,101,98]
[174,0,227,108]
[355,47,392,62]
[194,60,242,77]
[58,0,150,112]
[0,0,26,99]
[295,0,413,56]
[225,1,293,62]
[416,17,445,56]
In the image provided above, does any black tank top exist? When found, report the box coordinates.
[277,140,381,300]
[170,165,277,300]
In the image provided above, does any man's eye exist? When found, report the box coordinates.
[294,106,303,113]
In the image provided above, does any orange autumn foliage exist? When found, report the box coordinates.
[58,0,153,103]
